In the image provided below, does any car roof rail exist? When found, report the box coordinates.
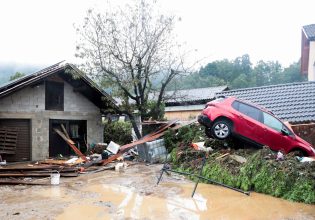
[216,95,226,99]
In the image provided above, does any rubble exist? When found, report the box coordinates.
[229,154,247,163]
[165,123,315,204]
[0,120,182,185]
[107,141,121,154]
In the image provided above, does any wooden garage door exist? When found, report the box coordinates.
[0,119,31,162]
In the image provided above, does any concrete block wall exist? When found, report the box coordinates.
[0,80,104,160]
[32,117,49,160]
[64,81,100,113]
[0,83,45,112]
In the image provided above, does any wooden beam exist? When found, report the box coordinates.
[53,128,87,161]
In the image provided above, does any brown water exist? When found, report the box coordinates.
[0,164,314,220]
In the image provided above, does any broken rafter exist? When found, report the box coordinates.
[100,119,194,166]
[60,124,71,140]
[53,128,88,161]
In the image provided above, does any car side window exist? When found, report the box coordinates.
[232,101,239,110]
[237,102,261,121]
[263,112,283,132]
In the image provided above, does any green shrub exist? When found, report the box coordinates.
[164,124,205,153]
[103,121,132,145]
[284,178,315,204]
[165,124,314,204]
[170,145,315,204]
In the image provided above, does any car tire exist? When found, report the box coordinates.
[211,119,232,140]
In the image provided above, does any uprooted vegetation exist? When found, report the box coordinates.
[164,123,315,204]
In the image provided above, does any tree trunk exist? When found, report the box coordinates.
[128,114,142,139]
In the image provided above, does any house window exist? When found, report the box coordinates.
[45,81,64,111]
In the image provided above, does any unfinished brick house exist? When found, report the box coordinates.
[0,62,117,162]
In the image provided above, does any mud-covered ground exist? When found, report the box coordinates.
[0,163,314,220]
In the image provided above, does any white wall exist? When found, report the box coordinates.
[308,41,315,81]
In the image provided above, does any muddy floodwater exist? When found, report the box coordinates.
[0,163,314,220]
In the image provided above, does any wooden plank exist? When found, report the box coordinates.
[2,132,17,139]
[41,158,84,166]
[53,128,87,161]
[215,153,230,160]
[0,126,18,155]
[0,150,15,154]
[1,143,18,147]
[0,173,78,177]
[1,147,16,150]
[0,139,18,143]
[0,180,49,185]
[0,166,61,171]
[0,145,17,149]
[61,124,71,139]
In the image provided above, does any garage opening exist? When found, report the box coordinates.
[49,119,87,157]
[0,119,31,162]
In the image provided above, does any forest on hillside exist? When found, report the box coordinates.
[168,54,306,90]
[0,63,41,85]
[0,54,306,90]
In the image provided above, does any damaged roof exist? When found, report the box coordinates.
[0,62,118,112]
[216,81,315,123]
[303,24,315,41]
[163,86,228,104]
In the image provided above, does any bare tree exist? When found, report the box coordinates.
[75,0,189,138]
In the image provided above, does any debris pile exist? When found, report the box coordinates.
[0,163,78,185]
[0,119,184,185]
[165,124,315,204]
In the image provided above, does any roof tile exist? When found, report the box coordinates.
[303,24,315,41]
[164,86,228,103]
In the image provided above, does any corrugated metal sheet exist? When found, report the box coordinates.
[0,119,31,162]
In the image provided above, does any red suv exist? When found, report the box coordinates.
[198,97,315,157]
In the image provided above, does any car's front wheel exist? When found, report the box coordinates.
[211,119,232,140]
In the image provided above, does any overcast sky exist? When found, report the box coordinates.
[0,0,314,68]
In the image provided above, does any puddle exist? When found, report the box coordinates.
[55,181,315,220]
[1,164,314,220]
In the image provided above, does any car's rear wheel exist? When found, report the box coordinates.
[211,119,232,140]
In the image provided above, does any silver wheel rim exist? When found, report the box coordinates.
[214,123,229,138]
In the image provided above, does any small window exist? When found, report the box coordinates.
[263,112,283,132]
[45,81,64,111]
[232,100,239,110]
[237,101,261,121]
